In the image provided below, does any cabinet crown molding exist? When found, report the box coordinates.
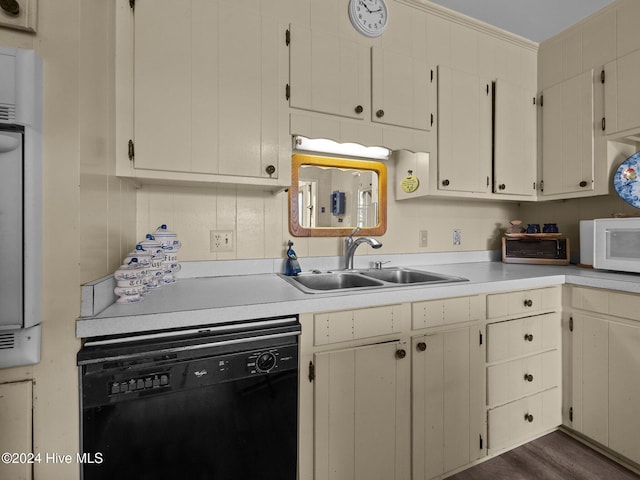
[397,0,539,52]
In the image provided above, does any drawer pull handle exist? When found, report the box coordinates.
[524,333,534,342]
[524,413,534,423]
[524,299,533,307]
[395,349,406,359]
[524,373,534,382]
[416,342,427,352]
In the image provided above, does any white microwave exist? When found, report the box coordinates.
[580,218,640,273]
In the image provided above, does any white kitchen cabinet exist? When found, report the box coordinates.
[0,380,33,480]
[287,27,434,143]
[314,341,410,480]
[569,286,640,466]
[288,24,367,121]
[493,79,537,197]
[116,0,289,187]
[371,46,432,131]
[603,49,640,135]
[487,388,561,452]
[437,65,492,194]
[486,287,561,321]
[412,326,485,480]
[299,305,411,480]
[412,295,485,330]
[608,320,640,464]
[485,287,562,454]
[570,312,609,446]
[540,70,595,197]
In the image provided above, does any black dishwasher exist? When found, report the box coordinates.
[77,316,300,480]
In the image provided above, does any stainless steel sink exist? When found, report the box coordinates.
[284,272,384,292]
[359,267,467,285]
[280,267,467,293]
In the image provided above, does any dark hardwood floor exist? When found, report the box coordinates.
[446,431,640,480]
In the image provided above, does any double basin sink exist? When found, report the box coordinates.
[280,267,467,294]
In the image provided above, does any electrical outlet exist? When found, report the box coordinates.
[453,229,462,246]
[419,230,428,248]
[210,230,234,252]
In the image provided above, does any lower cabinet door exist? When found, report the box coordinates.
[0,380,33,480]
[488,388,560,453]
[412,326,485,480]
[609,321,640,465]
[313,341,410,480]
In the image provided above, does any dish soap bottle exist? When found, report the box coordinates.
[285,240,301,276]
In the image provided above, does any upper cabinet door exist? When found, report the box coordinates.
[493,80,537,197]
[371,46,432,131]
[541,70,594,197]
[614,49,640,134]
[134,0,193,173]
[133,0,285,181]
[288,24,368,120]
[437,66,492,194]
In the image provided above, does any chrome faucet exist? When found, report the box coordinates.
[343,227,382,270]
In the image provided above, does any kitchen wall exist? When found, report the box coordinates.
[136,158,520,264]
[0,2,132,479]
[520,193,638,258]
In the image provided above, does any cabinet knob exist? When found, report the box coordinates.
[395,349,406,359]
[442,179,450,187]
[498,184,506,190]
[524,413,534,423]
[416,342,427,352]
[0,0,19,15]
[265,165,276,176]
[524,299,533,307]
[579,181,588,188]
[376,109,385,118]
[524,373,534,382]
[524,333,534,342]
[355,105,364,114]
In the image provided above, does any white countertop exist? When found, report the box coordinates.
[76,257,640,338]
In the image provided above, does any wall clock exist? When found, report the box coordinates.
[348,0,388,38]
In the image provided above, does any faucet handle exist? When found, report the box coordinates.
[348,226,361,239]
[373,260,391,269]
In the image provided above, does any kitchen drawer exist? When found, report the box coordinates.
[486,313,560,363]
[412,295,485,330]
[487,287,560,319]
[488,387,561,452]
[487,350,560,407]
[314,305,402,346]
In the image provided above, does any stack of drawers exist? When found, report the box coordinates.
[485,287,562,452]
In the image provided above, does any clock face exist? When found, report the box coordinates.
[349,0,388,38]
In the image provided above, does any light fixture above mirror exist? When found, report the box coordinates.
[293,135,391,161]
[289,153,387,237]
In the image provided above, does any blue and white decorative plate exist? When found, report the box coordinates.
[613,151,640,208]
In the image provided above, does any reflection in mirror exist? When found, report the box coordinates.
[289,154,387,237]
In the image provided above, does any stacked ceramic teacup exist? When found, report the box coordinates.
[152,224,182,284]
[113,250,151,304]
[137,235,165,290]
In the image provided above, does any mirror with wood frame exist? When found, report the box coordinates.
[289,153,387,237]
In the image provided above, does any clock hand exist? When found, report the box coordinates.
[358,0,372,13]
